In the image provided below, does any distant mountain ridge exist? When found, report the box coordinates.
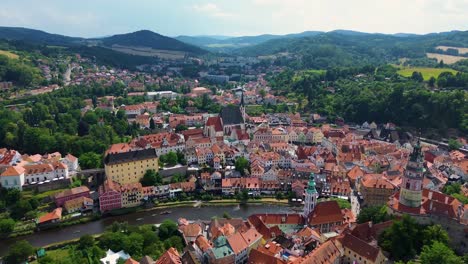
[174,29,464,52]
[99,30,206,54]
[175,31,324,51]
[0,27,84,45]
[0,27,207,55]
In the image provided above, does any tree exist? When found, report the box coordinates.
[357,205,390,224]
[0,218,15,234]
[448,139,462,151]
[5,240,35,264]
[379,215,423,261]
[166,152,178,167]
[176,151,186,165]
[223,212,232,219]
[175,124,188,132]
[10,199,33,220]
[419,241,463,264]
[158,220,178,240]
[149,118,155,130]
[116,258,127,264]
[77,120,90,136]
[443,183,461,195]
[78,234,95,250]
[235,157,249,176]
[428,76,436,87]
[5,188,21,206]
[123,232,144,257]
[275,192,284,200]
[411,71,424,82]
[79,152,102,169]
[422,225,449,246]
[140,169,162,187]
[236,189,249,204]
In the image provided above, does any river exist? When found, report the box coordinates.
[0,204,295,256]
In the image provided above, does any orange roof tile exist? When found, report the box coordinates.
[227,232,248,254]
[308,201,343,226]
[1,166,25,176]
[38,208,62,224]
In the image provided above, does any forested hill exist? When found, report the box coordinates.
[0,27,83,46]
[0,27,208,55]
[235,31,468,68]
[100,30,207,54]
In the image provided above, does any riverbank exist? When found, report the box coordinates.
[0,203,295,256]
[7,198,291,239]
[30,201,292,257]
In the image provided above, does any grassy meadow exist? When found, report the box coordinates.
[0,50,19,59]
[397,67,458,80]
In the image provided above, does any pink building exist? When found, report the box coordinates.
[54,186,90,207]
[99,180,122,212]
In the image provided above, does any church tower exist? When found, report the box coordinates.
[303,173,319,217]
[399,139,424,207]
[239,90,246,123]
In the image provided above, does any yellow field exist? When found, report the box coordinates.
[0,50,19,59]
[426,53,467,64]
[435,46,468,55]
[397,67,458,80]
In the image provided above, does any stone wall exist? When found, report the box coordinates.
[159,165,188,178]
[23,178,72,193]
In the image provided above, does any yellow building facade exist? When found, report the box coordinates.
[104,149,158,185]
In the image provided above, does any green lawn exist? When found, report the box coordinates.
[31,248,70,264]
[397,67,458,80]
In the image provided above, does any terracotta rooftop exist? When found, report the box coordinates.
[155,247,181,264]
[227,232,248,254]
[1,166,25,176]
[55,186,90,199]
[294,239,341,264]
[38,208,62,224]
[340,233,381,262]
[308,201,343,226]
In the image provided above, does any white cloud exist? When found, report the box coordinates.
[192,3,233,18]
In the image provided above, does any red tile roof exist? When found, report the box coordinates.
[155,247,181,264]
[340,233,381,262]
[38,208,62,224]
[248,249,286,264]
[227,232,248,254]
[206,116,223,132]
[295,239,341,264]
[1,166,25,176]
[308,201,343,226]
[179,223,202,238]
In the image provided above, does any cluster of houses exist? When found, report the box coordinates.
[0,149,78,191]
[122,137,468,264]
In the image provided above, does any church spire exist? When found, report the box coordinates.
[239,89,246,123]
[303,173,318,218]
[240,89,245,107]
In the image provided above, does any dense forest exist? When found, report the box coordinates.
[0,83,141,168]
[237,31,468,69]
[0,54,43,87]
[268,65,468,135]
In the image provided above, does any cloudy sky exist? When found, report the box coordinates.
[1,0,467,37]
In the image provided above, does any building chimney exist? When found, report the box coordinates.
[429,201,433,211]
[368,221,372,228]
[445,196,449,204]
[428,191,433,200]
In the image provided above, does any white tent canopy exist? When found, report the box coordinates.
[100,249,130,264]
